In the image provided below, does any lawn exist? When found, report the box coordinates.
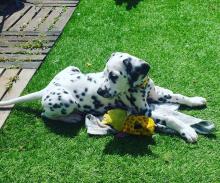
[0,0,220,182]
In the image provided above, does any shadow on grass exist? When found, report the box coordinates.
[114,0,143,10]
[14,105,84,138]
[179,105,207,111]
[43,119,84,138]
[103,135,157,157]
[202,133,217,139]
[15,105,42,117]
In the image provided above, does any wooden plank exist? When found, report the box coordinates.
[0,54,45,61]
[35,4,77,7]
[51,7,75,31]
[11,6,41,31]
[0,69,36,128]
[1,31,61,36]
[0,61,41,69]
[0,68,5,76]
[38,7,63,32]
[2,35,58,42]
[27,0,79,3]
[25,0,78,6]
[0,41,54,48]
[0,109,11,129]
[24,7,53,31]
[2,5,31,31]
[0,69,20,99]
[0,47,49,54]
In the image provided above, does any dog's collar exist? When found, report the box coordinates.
[135,76,149,89]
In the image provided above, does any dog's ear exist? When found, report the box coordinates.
[123,58,136,86]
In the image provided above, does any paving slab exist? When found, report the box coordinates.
[0,0,80,128]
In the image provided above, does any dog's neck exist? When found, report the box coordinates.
[134,76,149,89]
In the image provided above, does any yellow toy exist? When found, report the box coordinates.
[102,109,155,136]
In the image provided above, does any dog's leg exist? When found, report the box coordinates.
[152,110,198,143]
[148,79,206,107]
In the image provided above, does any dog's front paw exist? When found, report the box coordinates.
[188,97,207,107]
[179,127,198,143]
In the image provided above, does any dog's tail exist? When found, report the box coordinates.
[0,90,43,106]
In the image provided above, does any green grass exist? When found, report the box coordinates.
[1,0,220,182]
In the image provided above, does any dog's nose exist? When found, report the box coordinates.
[141,62,150,75]
[97,88,106,96]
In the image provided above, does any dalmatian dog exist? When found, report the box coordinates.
[0,52,206,142]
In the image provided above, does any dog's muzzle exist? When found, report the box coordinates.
[97,87,112,98]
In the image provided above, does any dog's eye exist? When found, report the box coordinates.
[109,71,119,83]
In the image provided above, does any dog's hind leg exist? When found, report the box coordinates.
[42,112,84,123]
[41,87,77,120]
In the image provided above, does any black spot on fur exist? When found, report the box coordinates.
[155,119,160,123]
[77,76,81,79]
[73,90,77,93]
[140,108,148,115]
[83,105,91,109]
[50,107,54,111]
[164,94,172,99]
[53,104,60,108]
[72,68,80,72]
[63,91,68,94]
[58,96,61,101]
[44,95,50,101]
[91,96,103,108]
[61,109,67,115]
[87,76,92,81]
[147,109,152,117]
[64,103,69,108]
[114,99,126,108]
[158,97,167,102]
[76,95,79,98]
[128,88,138,93]
[81,92,85,96]
[85,88,88,92]
[69,99,73,104]
[159,120,166,126]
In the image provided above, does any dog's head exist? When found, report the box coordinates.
[97,52,150,98]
